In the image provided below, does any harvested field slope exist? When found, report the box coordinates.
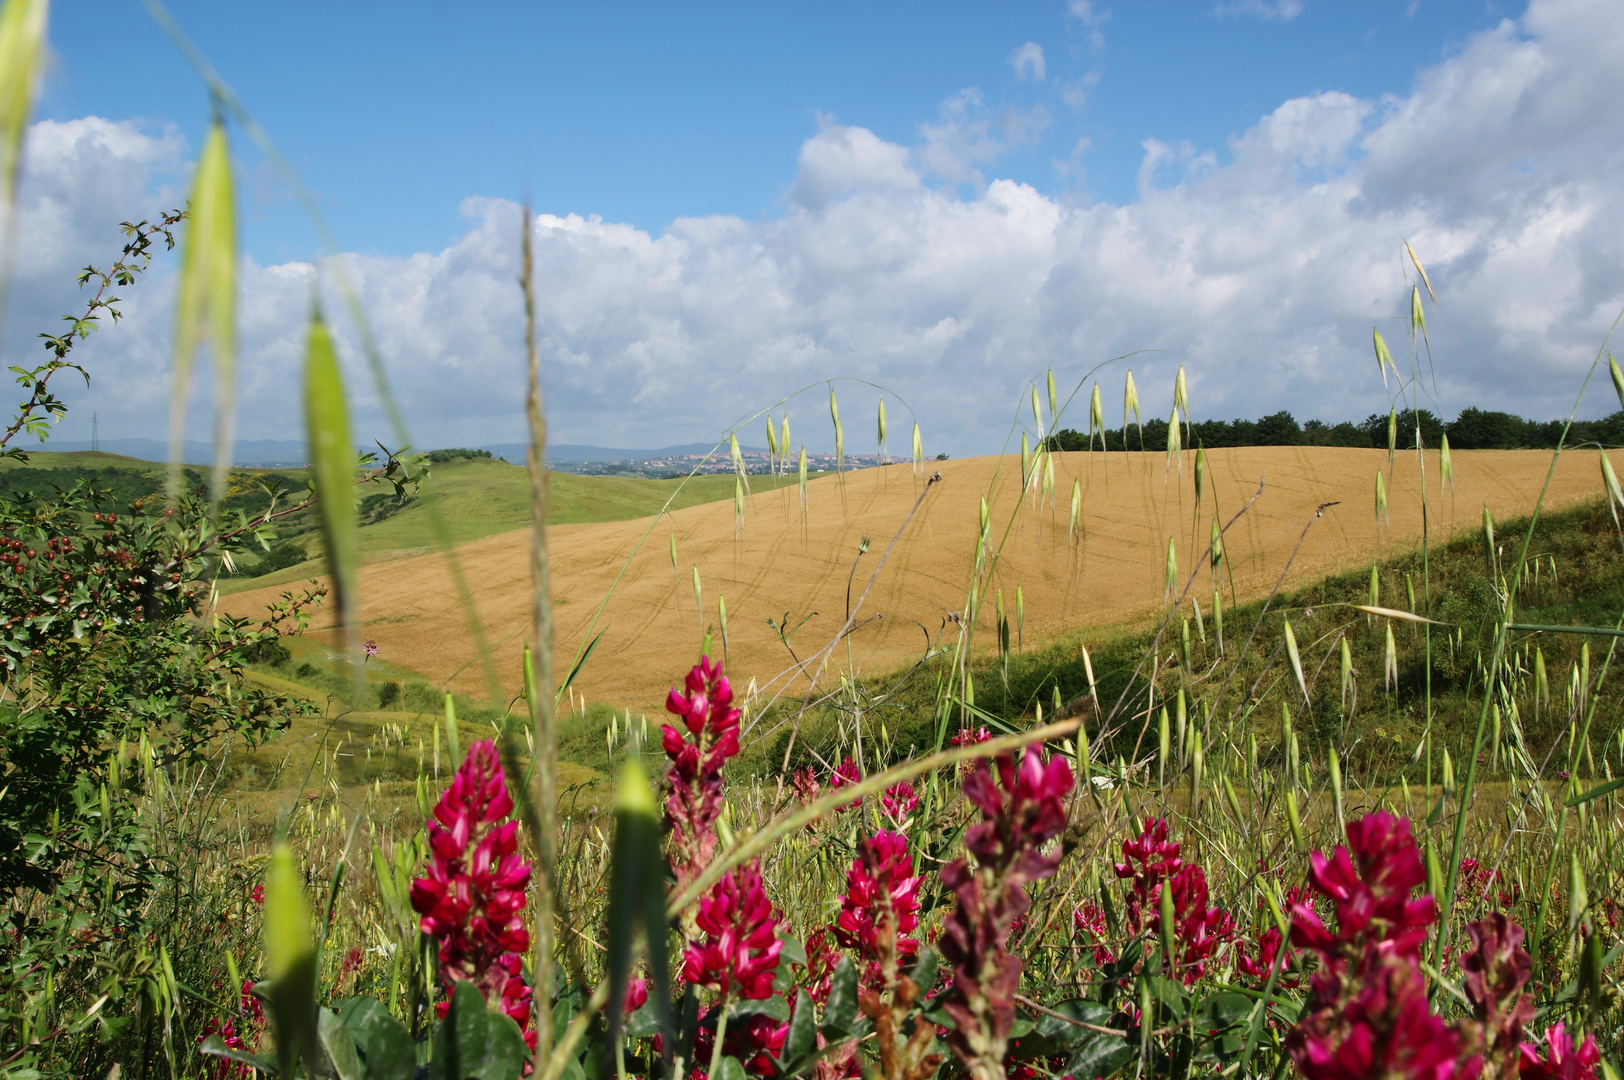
[222,446,1616,710]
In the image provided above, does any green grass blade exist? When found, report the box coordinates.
[170,119,236,503]
[0,0,45,205]
[302,309,358,651]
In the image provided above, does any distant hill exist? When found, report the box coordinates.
[42,438,313,467]
[480,441,751,463]
[34,437,764,468]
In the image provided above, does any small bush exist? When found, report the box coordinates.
[404,681,439,711]
[377,680,402,709]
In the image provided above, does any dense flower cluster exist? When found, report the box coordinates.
[831,756,862,811]
[939,750,1074,1080]
[1112,817,1234,984]
[833,829,923,987]
[663,657,743,897]
[682,860,788,1078]
[1460,914,1535,1080]
[682,860,783,1001]
[1520,1023,1601,1080]
[1286,812,1466,1080]
[408,740,535,1047]
[198,981,263,1079]
[1072,899,1115,965]
[882,780,919,825]
[1237,885,1314,989]
[1114,817,1184,934]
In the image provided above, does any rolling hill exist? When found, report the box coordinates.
[219,445,1619,714]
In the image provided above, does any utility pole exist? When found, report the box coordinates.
[91,412,99,453]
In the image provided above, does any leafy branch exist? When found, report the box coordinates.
[2,209,186,459]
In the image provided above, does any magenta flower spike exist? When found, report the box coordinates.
[882,781,919,825]
[1285,811,1480,1080]
[939,750,1073,1080]
[830,756,862,811]
[833,829,923,988]
[1111,817,1233,984]
[1519,1022,1601,1080]
[408,739,535,1048]
[681,860,783,1002]
[662,656,742,900]
[1460,914,1536,1080]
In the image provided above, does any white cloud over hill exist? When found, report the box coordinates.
[8,0,1624,455]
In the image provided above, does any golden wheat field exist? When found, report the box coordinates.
[221,445,1619,711]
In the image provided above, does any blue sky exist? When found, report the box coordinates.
[14,0,1624,454]
[46,1,1509,263]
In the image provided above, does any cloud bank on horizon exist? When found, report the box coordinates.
[8,0,1623,458]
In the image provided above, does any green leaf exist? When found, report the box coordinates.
[1195,993,1253,1032]
[728,995,791,1022]
[318,1008,364,1080]
[478,1012,529,1080]
[820,957,859,1039]
[626,1000,662,1039]
[334,997,415,1080]
[714,1056,748,1080]
[909,948,940,994]
[1567,777,1624,806]
[263,842,317,1077]
[0,0,46,204]
[1065,1031,1135,1079]
[430,981,525,1080]
[199,1034,277,1075]
[1025,999,1115,1052]
[778,934,807,967]
[605,756,672,1047]
[774,990,817,1072]
[303,310,359,636]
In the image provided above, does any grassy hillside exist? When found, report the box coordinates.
[226,458,816,590]
[743,496,1624,788]
[0,450,818,590]
[221,445,1624,715]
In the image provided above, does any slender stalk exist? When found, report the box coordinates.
[522,203,558,1068]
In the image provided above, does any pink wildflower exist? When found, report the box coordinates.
[1157,862,1235,985]
[408,740,535,1048]
[1286,811,1476,1080]
[1519,1023,1600,1080]
[1237,926,1296,988]
[882,780,919,825]
[833,829,923,989]
[1460,914,1535,1080]
[1114,817,1184,934]
[792,767,821,806]
[1072,900,1115,965]
[250,884,264,906]
[693,1010,791,1078]
[362,640,379,658]
[1113,817,1233,983]
[939,750,1074,1080]
[623,977,649,1016]
[662,656,742,900]
[198,1016,252,1079]
[682,860,783,1002]
[830,756,862,811]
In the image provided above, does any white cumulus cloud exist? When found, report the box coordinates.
[1009,41,1046,82]
[4,0,1623,459]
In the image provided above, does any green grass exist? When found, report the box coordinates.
[738,498,1624,787]
[154,455,817,591]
